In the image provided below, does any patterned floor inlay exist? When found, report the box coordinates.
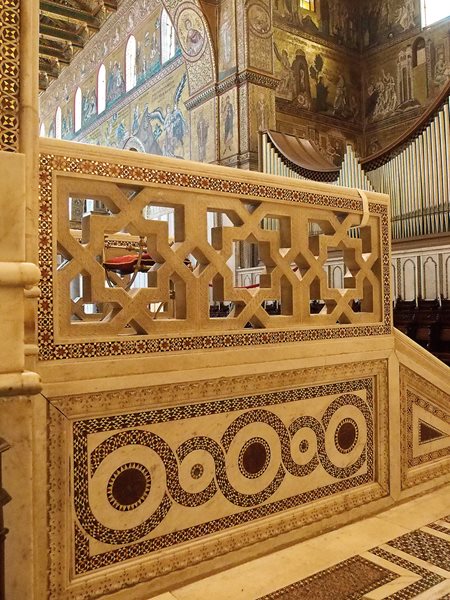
[369,547,445,599]
[427,521,450,535]
[257,556,397,600]
[258,519,450,600]
[386,529,450,571]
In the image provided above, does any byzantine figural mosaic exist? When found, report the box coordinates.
[38,0,450,164]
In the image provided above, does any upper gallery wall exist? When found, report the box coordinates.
[39,0,218,163]
[362,0,450,155]
[39,0,450,166]
[273,0,450,160]
[273,0,364,165]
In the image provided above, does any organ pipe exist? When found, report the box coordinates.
[259,97,449,240]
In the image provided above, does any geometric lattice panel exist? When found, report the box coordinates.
[47,362,389,598]
[400,365,450,489]
[0,0,20,152]
[38,142,392,361]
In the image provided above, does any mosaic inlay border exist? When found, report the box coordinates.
[72,378,375,574]
[38,151,391,360]
[48,360,389,598]
[369,547,446,599]
[400,365,450,489]
[0,0,20,152]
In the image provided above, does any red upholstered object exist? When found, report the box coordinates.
[104,253,155,275]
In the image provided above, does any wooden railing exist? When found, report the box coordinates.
[38,139,391,360]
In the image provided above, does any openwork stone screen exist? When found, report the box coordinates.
[38,140,391,360]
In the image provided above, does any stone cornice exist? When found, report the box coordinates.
[185,70,279,110]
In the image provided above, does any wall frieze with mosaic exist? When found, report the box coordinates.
[185,82,218,109]
[0,0,20,152]
[47,360,389,597]
[75,57,184,142]
[236,70,280,89]
[185,68,279,112]
[216,71,280,97]
[40,0,216,120]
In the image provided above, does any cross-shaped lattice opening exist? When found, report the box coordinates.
[70,273,121,322]
[207,208,244,245]
[68,194,113,232]
[142,202,185,241]
[326,246,358,290]
[146,274,187,320]
[309,276,337,315]
[233,236,276,287]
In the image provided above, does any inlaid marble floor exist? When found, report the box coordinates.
[150,484,450,599]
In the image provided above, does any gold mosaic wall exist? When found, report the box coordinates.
[363,16,450,155]
[273,20,364,163]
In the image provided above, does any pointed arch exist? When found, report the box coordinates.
[55,107,62,139]
[125,35,137,92]
[162,0,216,94]
[74,87,82,132]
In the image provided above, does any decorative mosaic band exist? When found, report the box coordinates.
[38,150,391,360]
[72,378,375,574]
[400,365,450,489]
[47,360,389,598]
[0,0,20,152]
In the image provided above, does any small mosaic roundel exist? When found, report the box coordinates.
[239,437,271,479]
[334,418,358,454]
[107,463,151,511]
[190,463,204,479]
[299,439,309,453]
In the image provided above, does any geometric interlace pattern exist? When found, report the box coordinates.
[55,175,383,338]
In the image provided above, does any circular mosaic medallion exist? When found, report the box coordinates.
[248,3,271,37]
[239,437,270,479]
[107,463,151,511]
[190,463,204,480]
[176,7,206,59]
[299,439,309,453]
[334,418,358,454]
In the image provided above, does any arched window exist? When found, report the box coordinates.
[412,37,426,67]
[125,36,137,92]
[55,107,62,139]
[161,9,176,64]
[97,64,106,114]
[74,87,82,132]
[39,122,46,137]
[421,0,450,26]
[299,0,315,10]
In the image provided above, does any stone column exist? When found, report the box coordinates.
[0,0,44,598]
